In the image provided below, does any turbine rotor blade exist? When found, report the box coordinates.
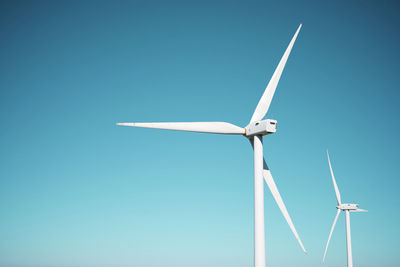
[262,167,307,254]
[327,150,342,205]
[116,122,245,135]
[351,209,368,212]
[249,140,307,253]
[323,209,341,262]
[250,24,302,123]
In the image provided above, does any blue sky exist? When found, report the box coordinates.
[0,0,399,266]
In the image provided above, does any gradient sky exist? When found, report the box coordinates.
[1,1,399,267]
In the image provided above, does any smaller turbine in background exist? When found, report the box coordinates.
[322,150,367,267]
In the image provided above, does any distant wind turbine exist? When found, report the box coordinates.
[118,24,306,267]
[323,150,367,267]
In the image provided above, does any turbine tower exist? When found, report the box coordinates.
[117,24,306,267]
[323,150,367,267]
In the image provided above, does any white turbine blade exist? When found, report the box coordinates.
[116,122,245,135]
[250,24,302,123]
[323,209,341,262]
[327,150,341,205]
[263,168,307,254]
[248,139,307,253]
[351,209,368,212]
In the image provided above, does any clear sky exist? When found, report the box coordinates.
[1,1,399,267]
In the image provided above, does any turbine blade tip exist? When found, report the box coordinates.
[116,123,135,126]
[296,24,302,32]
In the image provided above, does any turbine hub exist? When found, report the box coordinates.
[245,119,277,137]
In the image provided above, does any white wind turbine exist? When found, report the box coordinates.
[117,24,306,267]
[323,150,367,267]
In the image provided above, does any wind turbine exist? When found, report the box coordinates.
[323,150,367,267]
[117,24,306,267]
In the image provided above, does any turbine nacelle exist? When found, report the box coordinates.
[337,203,358,210]
[245,119,277,137]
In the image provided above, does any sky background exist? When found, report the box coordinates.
[1,0,399,266]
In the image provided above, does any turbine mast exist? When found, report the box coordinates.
[345,210,353,267]
[253,135,265,267]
